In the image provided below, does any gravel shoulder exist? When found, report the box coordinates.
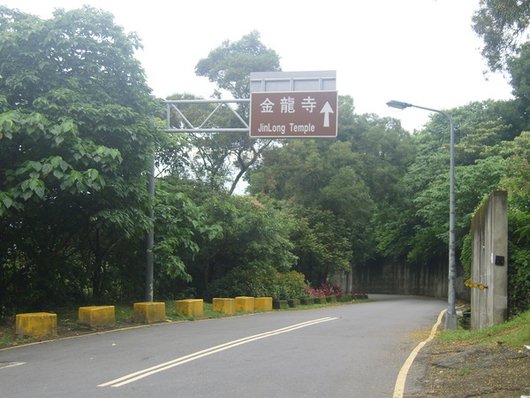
[405,337,530,398]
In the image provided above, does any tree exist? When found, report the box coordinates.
[288,204,353,286]
[333,101,416,265]
[248,136,374,285]
[0,6,157,310]
[195,31,280,100]
[151,177,222,298]
[179,192,298,297]
[339,111,414,202]
[385,104,511,266]
[190,31,279,194]
[491,132,529,314]
[382,96,530,303]
[508,42,530,131]
[472,0,530,72]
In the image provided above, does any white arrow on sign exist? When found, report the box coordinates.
[320,101,334,127]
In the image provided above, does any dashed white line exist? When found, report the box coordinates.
[0,361,26,370]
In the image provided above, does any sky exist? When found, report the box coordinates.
[1,0,514,131]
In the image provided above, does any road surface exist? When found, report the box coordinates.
[0,295,445,397]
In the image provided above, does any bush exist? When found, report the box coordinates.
[277,271,309,300]
[339,294,353,302]
[508,246,530,315]
[306,283,344,298]
[300,297,314,305]
[272,299,289,309]
[288,298,300,307]
[207,266,308,300]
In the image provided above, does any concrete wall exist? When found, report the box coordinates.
[333,192,507,319]
[333,260,468,300]
[470,191,508,329]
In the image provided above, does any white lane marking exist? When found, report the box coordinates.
[99,317,338,388]
[393,309,446,398]
[0,361,26,370]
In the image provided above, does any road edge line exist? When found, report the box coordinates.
[393,308,447,398]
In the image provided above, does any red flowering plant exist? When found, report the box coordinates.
[306,283,344,298]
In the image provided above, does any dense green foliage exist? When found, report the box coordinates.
[0,5,528,317]
[0,6,157,311]
[472,0,530,72]
[247,106,400,284]
[500,132,530,313]
[192,31,278,194]
[195,31,280,100]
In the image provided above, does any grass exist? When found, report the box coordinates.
[0,302,188,349]
[439,310,530,348]
[457,368,471,377]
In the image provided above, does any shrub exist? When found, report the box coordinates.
[277,271,308,300]
[340,294,353,302]
[272,299,289,310]
[288,298,300,307]
[306,283,344,298]
[300,297,314,305]
[207,266,308,300]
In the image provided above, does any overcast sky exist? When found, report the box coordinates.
[2,0,514,131]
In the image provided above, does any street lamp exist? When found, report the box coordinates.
[386,100,457,330]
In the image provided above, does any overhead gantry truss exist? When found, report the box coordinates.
[164,98,250,133]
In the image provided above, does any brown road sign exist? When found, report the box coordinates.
[250,91,338,138]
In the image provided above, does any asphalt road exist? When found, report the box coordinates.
[0,295,446,397]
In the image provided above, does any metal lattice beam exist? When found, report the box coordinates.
[164,98,250,133]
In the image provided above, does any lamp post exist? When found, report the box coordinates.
[386,100,457,330]
[145,152,154,302]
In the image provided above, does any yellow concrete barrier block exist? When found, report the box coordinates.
[16,312,57,337]
[78,306,115,328]
[254,297,273,312]
[175,299,204,317]
[133,302,166,324]
[235,296,255,312]
[212,298,235,315]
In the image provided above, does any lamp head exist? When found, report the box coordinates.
[386,100,412,110]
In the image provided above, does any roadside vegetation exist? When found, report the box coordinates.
[440,309,530,348]
[0,295,369,349]
[0,2,528,321]
[416,309,530,397]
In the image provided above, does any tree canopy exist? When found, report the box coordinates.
[0,6,528,317]
[472,0,530,72]
[195,31,280,100]
[191,31,279,194]
[0,6,158,308]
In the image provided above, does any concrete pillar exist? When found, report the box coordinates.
[471,191,508,329]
